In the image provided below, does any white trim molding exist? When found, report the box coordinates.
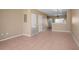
[0,34,23,41]
[52,30,71,32]
[22,34,31,37]
[0,33,33,42]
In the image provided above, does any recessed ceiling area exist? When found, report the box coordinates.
[38,9,67,17]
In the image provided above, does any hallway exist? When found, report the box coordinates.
[0,31,78,50]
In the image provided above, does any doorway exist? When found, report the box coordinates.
[48,18,53,31]
[31,13,38,36]
[38,14,43,32]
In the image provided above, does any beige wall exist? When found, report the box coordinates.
[71,10,79,45]
[66,10,72,31]
[0,11,2,39]
[0,9,24,39]
[0,9,48,39]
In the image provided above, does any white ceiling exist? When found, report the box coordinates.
[38,9,67,16]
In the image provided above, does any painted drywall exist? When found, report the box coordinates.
[66,10,72,32]
[0,11,2,39]
[0,9,24,39]
[0,9,48,40]
[71,10,79,44]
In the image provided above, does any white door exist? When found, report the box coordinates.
[31,14,38,35]
[42,15,46,31]
[38,14,43,32]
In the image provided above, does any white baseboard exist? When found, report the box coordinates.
[22,34,31,37]
[0,34,23,41]
[52,30,70,32]
[0,33,32,42]
[72,33,79,47]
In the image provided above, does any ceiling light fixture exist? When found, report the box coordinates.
[56,9,63,18]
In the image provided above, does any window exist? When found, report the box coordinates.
[53,18,66,24]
